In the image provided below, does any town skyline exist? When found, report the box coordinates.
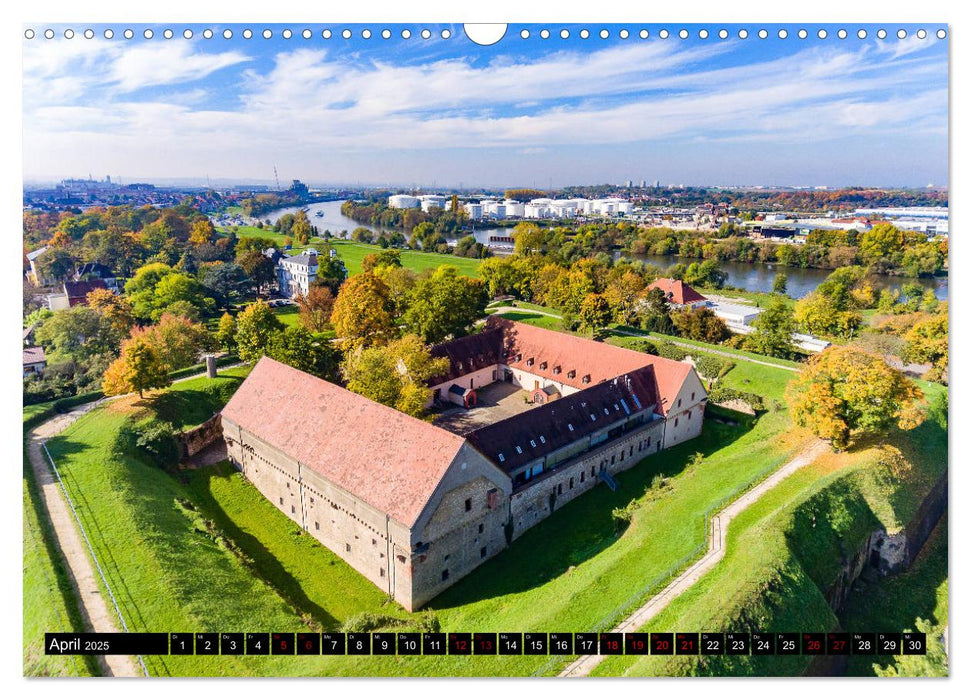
[23,23,948,187]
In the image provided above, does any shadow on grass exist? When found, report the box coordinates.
[186,464,340,631]
[428,418,752,611]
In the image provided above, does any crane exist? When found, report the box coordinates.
[273,165,281,191]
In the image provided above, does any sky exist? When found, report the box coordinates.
[22,23,949,189]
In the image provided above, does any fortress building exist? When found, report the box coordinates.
[220,318,706,610]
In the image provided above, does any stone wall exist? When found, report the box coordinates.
[177,413,223,459]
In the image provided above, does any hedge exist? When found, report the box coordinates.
[707,386,766,413]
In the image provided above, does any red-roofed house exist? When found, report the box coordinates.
[647,278,709,309]
[221,321,706,610]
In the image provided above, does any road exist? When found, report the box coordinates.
[559,439,828,677]
[24,364,244,677]
[489,306,798,373]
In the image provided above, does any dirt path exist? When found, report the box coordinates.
[23,364,245,677]
[27,400,142,677]
[489,306,798,372]
[559,439,829,677]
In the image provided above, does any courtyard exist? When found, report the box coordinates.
[432,380,535,435]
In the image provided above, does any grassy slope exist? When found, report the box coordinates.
[593,384,947,677]
[33,346,810,676]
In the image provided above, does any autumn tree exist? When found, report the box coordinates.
[341,335,449,417]
[236,249,277,294]
[361,249,402,273]
[785,346,924,451]
[35,248,76,282]
[295,285,336,332]
[134,313,214,370]
[903,310,948,382]
[216,312,238,352]
[102,336,171,398]
[86,288,135,340]
[330,272,397,349]
[578,293,613,336]
[671,307,731,343]
[513,222,545,256]
[401,266,489,344]
[604,270,647,325]
[188,219,216,246]
[235,300,284,363]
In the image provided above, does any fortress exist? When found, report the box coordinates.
[220,318,707,611]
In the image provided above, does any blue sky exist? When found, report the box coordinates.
[22,23,948,188]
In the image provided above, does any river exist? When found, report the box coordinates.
[261,201,948,301]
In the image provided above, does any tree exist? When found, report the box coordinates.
[671,307,731,343]
[235,300,284,363]
[341,335,448,417]
[361,249,402,273]
[267,326,339,380]
[331,272,397,349]
[401,266,489,344]
[199,262,249,306]
[604,270,647,325]
[188,219,216,246]
[578,293,613,336]
[235,236,277,255]
[639,286,675,334]
[102,336,171,398]
[86,288,135,339]
[903,311,948,382]
[795,292,862,340]
[295,285,335,332]
[216,312,238,352]
[785,346,924,451]
[125,263,215,321]
[479,255,529,298]
[236,250,277,294]
[35,248,76,282]
[134,313,214,370]
[35,306,121,362]
[513,222,545,256]
[314,252,349,294]
[772,272,788,295]
[859,223,904,263]
[746,295,796,358]
[682,259,727,288]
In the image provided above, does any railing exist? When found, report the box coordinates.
[530,450,790,677]
[41,442,150,678]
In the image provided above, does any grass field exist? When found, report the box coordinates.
[271,304,301,328]
[592,383,948,677]
[33,347,813,675]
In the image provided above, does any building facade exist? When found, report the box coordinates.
[277,251,318,297]
[221,319,706,610]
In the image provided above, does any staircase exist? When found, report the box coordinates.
[598,469,619,492]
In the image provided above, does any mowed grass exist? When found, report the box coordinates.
[592,384,948,677]
[272,304,302,328]
[34,349,813,675]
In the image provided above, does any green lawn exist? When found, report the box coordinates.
[592,384,948,677]
[328,240,483,278]
[272,304,302,328]
[32,351,812,676]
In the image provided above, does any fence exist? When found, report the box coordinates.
[41,442,150,678]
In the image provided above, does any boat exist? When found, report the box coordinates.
[315,210,324,217]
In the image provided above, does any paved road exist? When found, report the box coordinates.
[559,439,828,677]
[23,364,245,677]
[489,306,798,373]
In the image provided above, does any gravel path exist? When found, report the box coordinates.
[559,439,829,677]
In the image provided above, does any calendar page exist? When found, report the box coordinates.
[21,19,949,681]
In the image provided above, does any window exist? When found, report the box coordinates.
[480,547,487,559]
[647,436,651,447]
[569,478,574,489]
[568,423,574,432]
[539,361,547,370]
[567,369,576,379]
[688,410,692,420]
[345,543,351,553]
[675,417,679,427]
[553,366,561,375]
[498,453,505,463]
[478,523,484,534]
[372,538,377,546]
[516,446,522,454]
[611,455,615,465]
[442,569,450,582]
[539,435,546,444]
[279,497,284,505]
[582,374,591,384]
[464,498,472,512]
[557,483,563,495]
[291,505,296,514]
[380,568,385,578]
[580,472,585,483]
[678,398,682,408]
[315,521,320,530]
[526,357,534,366]
[691,392,696,401]
[629,446,634,457]
[310,497,314,504]
[530,439,536,448]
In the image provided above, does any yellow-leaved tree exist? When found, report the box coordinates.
[785,346,924,451]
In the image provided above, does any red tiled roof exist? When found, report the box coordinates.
[647,278,707,305]
[221,357,466,527]
[483,317,693,416]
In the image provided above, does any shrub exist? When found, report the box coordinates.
[611,499,638,533]
[707,386,766,413]
[695,355,735,380]
[114,418,179,468]
[655,341,688,361]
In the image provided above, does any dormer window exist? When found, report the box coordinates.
[539,361,547,370]
[515,446,522,454]
[516,353,522,362]
[582,375,591,384]
[526,357,534,367]
[553,366,561,374]
[567,370,576,379]
[567,423,574,432]
[498,453,505,462]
